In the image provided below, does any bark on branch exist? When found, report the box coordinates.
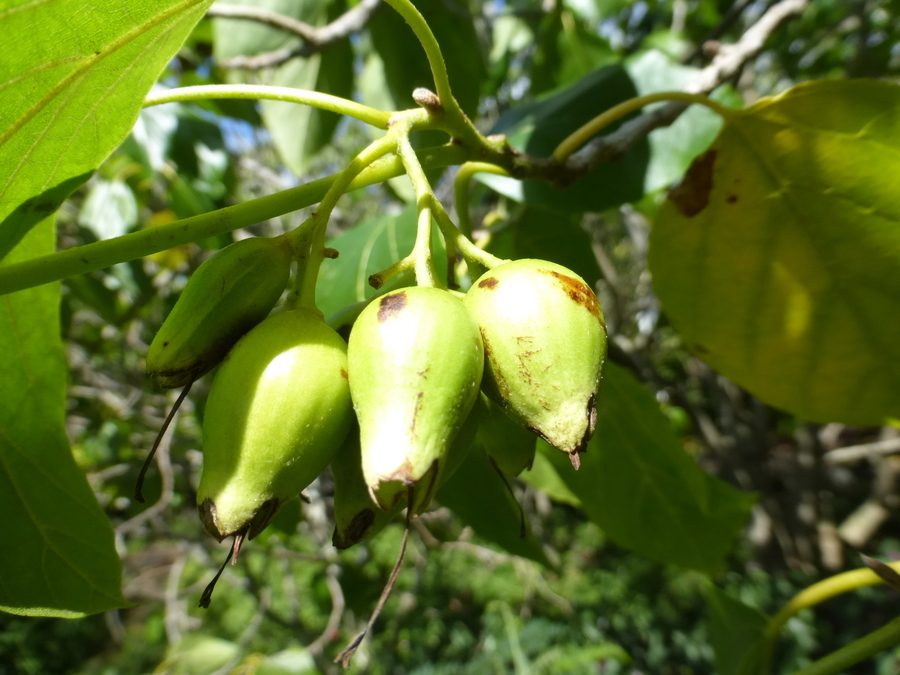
[564,0,810,176]
[208,0,382,69]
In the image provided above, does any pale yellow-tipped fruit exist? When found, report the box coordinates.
[197,309,353,541]
[331,400,482,549]
[147,236,292,388]
[348,287,483,515]
[465,259,607,468]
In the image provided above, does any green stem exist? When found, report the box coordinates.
[393,121,441,287]
[144,84,391,129]
[788,617,900,675]
[293,134,398,311]
[430,197,505,271]
[378,0,483,147]
[0,145,467,296]
[412,205,439,287]
[454,162,510,237]
[552,91,734,162]
[379,0,454,115]
[761,561,900,673]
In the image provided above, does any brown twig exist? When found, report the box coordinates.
[565,0,810,176]
[117,388,182,535]
[308,564,346,656]
[209,0,382,69]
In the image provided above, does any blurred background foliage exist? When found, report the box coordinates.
[4,0,900,672]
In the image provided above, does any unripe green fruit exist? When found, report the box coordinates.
[331,400,481,549]
[197,309,353,541]
[147,236,293,388]
[348,287,484,515]
[465,259,607,467]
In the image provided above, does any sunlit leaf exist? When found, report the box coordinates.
[649,79,900,425]
[78,180,139,240]
[542,363,754,574]
[0,0,215,261]
[0,220,125,617]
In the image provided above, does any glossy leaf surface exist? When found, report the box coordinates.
[0,0,215,261]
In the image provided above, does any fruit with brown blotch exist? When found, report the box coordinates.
[347,287,483,515]
[465,259,607,468]
[147,236,292,389]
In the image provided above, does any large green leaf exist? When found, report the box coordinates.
[0,0,215,261]
[0,220,125,617]
[213,0,354,175]
[316,204,447,318]
[649,79,900,425]
[480,65,650,213]
[706,587,769,675]
[437,443,550,565]
[541,363,754,574]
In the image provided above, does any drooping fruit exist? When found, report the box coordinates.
[348,287,483,515]
[465,259,607,468]
[197,309,353,542]
[331,400,481,549]
[147,236,293,388]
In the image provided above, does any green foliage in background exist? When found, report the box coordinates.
[3,0,900,673]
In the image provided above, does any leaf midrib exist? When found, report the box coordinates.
[0,0,209,149]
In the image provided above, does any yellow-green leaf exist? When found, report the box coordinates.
[650,79,900,425]
[0,0,215,261]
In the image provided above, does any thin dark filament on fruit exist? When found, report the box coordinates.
[336,491,413,668]
[135,381,193,503]
[199,540,235,609]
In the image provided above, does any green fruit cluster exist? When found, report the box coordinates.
[144,241,606,559]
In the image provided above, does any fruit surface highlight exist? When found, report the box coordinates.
[197,309,353,541]
[465,259,607,467]
[348,287,484,515]
[147,236,293,388]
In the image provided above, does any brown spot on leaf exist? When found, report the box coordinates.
[538,269,602,322]
[726,194,738,204]
[669,149,716,217]
[340,368,348,380]
[478,276,499,290]
[377,292,407,322]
